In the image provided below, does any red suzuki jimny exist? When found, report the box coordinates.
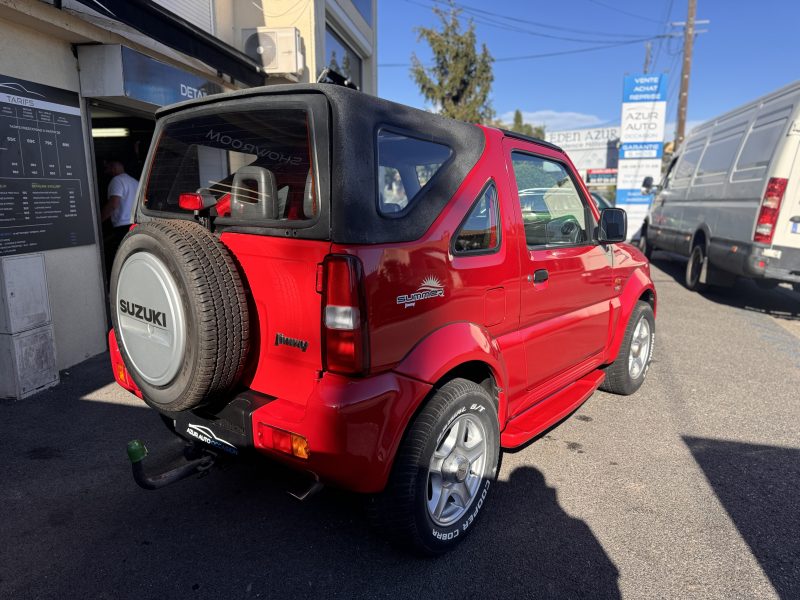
[109,83,656,554]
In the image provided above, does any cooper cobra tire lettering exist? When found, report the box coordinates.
[368,378,499,555]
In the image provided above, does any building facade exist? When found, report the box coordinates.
[0,0,376,399]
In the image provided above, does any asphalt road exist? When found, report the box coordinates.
[1,251,798,600]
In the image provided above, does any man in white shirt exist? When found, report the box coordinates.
[101,160,139,258]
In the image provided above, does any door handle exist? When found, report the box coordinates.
[533,269,549,283]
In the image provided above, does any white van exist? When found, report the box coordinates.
[640,81,800,292]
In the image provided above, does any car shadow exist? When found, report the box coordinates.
[683,436,800,599]
[0,356,621,600]
[649,251,800,321]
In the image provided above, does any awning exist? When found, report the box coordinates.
[69,0,265,87]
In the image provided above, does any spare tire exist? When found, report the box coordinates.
[110,219,249,412]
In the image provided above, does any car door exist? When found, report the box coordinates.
[503,140,614,416]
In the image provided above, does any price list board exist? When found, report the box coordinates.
[0,74,95,256]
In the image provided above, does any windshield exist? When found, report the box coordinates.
[143,108,318,224]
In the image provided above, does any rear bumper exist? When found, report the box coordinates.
[167,372,432,493]
[247,371,432,493]
[708,240,800,283]
[110,329,433,493]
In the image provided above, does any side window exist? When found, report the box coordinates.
[453,182,500,254]
[377,129,452,215]
[695,127,745,180]
[661,157,678,190]
[733,106,792,181]
[672,141,705,186]
[510,152,590,248]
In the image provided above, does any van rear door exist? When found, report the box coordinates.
[771,120,800,251]
[139,95,331,403]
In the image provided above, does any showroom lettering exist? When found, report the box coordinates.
[205,129,302,165]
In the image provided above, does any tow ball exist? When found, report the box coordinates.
[126,439,216,490]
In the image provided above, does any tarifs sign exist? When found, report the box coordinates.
[0,74,95,256]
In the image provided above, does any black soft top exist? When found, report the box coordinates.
[153,84,486,244]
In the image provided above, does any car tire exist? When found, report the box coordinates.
[110,219,249,412]
[368,378,500,555]
[685,244,706,291]
[600,301,655,396]
[639,229,653,260]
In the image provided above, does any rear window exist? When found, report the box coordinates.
[734,107,791,174]
[377,129,452,215]
[144,109,318,223]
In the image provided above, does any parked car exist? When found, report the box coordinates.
[640,80,800,292]
[591,191,614,210]
[109,83,656,555]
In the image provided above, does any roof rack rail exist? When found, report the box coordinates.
[317,67,360,91]
[500,128,562,152]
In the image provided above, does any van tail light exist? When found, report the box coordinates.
[754,178,788,244]
[322,255,369,375]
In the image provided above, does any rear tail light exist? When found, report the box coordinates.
[754,178,788,244]
[322,255,369,375]
[255,423,310,459]
[178,193,204,211]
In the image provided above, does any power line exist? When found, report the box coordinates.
[404,0,655,44]
[426,0,646,39]
[585,0,663,24]
[379,35,674,68]
[651,0,676,72]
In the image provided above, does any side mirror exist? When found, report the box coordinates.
[598,208,627,243]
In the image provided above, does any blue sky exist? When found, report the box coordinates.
[376,0,799,139]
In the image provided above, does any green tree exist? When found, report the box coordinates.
[411,1,494,123]
[509,109,545,139]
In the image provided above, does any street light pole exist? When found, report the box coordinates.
[675,0,696,148]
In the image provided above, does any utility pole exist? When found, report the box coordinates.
[675,0,696,148]
[643,41,652,74]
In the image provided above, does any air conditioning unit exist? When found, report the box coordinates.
[242,27,304,79]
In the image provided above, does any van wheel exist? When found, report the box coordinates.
[368,378,500,555]
[600,301,655,396]
[685,244,706,291]
[639,229,653,260]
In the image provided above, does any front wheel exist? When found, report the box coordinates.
[369,378,500,555]
[639,229,653,260]
[685,244,706,291]
[600,301,655,395]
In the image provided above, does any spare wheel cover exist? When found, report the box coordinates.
[115,251,187,387]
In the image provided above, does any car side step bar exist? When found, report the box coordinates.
[126,439,215,490]
[500,369,606,448]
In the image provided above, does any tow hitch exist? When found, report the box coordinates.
[126,439,216,490]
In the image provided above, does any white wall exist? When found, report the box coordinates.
[0,17,108,369]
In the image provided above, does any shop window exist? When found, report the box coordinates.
[351,0,373,26]
[325,27,363,89]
